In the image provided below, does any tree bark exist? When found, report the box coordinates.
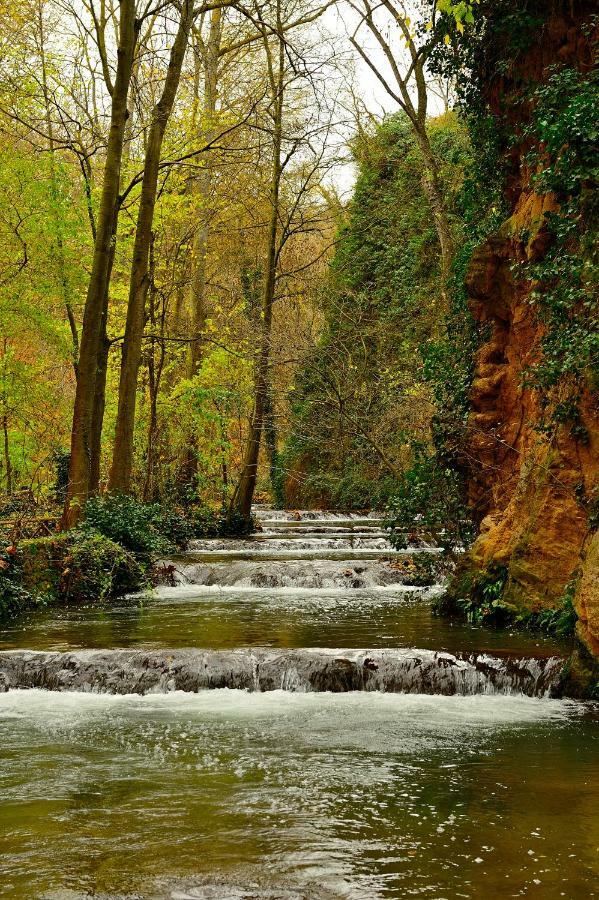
[263,386,282,502]
[62,0,138,529]
[178,7,222,490]
[143,235,164,502]
[229,11,284,524]
[109,1,194,495]
[413,124,453,298]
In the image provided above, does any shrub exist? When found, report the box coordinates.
[62,529,145,601]
[219,507,256,537]
[83,495,192,557]
[0,542,42,619]
[386,454,474,551]
[526,583,579,639]
[187,504,221,537]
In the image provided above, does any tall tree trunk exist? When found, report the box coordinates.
[179,7,222,490]
[143,236,164,501]
[109,1,194,495]
[413,124,453,300]
[263,386,282,503]
[0,338,11,494]
[89,230,116,494]
[62,0,138,529]
[2,415,11,495]
[229,18,284,524]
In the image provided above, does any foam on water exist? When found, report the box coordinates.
[0,685,588,726]
[151,582,441,600]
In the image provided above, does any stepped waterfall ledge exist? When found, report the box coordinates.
[0,647,566,697]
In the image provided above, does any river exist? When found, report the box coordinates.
[0,509,597,898]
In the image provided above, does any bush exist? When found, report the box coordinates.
[219,507,256,537]
[386,453,474,551]
[0,542,42,619]
[527,583,579,638]
[187,504,221,537]
[62,529,145,601]
[300,470,396,511]
[83,495,192,557]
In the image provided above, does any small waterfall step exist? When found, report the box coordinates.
[162,555,439,589]
[0,648,566,697]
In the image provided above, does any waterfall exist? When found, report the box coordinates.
[0,648,565,697]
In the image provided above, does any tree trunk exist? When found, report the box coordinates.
[413,123,453,303]
[1,338,12,494]
[88,228,116,494]
[62,0,138,529]
[229,17,284,524]
[143,238,164,502]
[89,329,110,494]
[2,415,11,495]
[179,7,222,491]
[263,386,282,503]
[109,1,194,495]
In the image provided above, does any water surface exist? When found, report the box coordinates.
[0,508,595,899]
[0,689,597,899]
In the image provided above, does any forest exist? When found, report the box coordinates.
[0,0,598,897]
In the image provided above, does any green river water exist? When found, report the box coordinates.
[0,511,597,899]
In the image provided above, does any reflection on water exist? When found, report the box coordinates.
[0,587,567,657]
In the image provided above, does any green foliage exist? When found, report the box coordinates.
[520,63,599,411]
[406,554,448,587]
[441,563,579,637]
[435,562,514,626]
[83,495,193,558]
[386,453,474,551]
[526,583,579,638]
[62,530,145,601]
[0,529,146,620]
[0,541,42,619]
[51,449,70,504]
[285,112,470,509]
[220,507,256,537]
[301,470,397,511]
[454,565,512,627]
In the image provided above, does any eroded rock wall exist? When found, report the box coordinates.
[456,2,598,659]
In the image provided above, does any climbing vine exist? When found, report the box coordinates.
[520,60,599,427]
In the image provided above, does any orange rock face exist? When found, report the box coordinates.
[458,3,598,659]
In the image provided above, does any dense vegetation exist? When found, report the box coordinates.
[282,112,470,510]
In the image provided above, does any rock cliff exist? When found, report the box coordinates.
[452,2,598,671]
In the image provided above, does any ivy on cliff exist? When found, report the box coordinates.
[521,59,599,428]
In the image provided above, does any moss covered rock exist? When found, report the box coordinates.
[1,530,145,622]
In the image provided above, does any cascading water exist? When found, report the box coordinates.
[0,507,596,900]
[0,646,565,697]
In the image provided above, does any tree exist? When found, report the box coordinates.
[228,0,341,522]
[62,0,139,527]
[346,0,464,304]
[108,0,196,494]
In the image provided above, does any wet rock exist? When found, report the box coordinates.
[0,648,565,698]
